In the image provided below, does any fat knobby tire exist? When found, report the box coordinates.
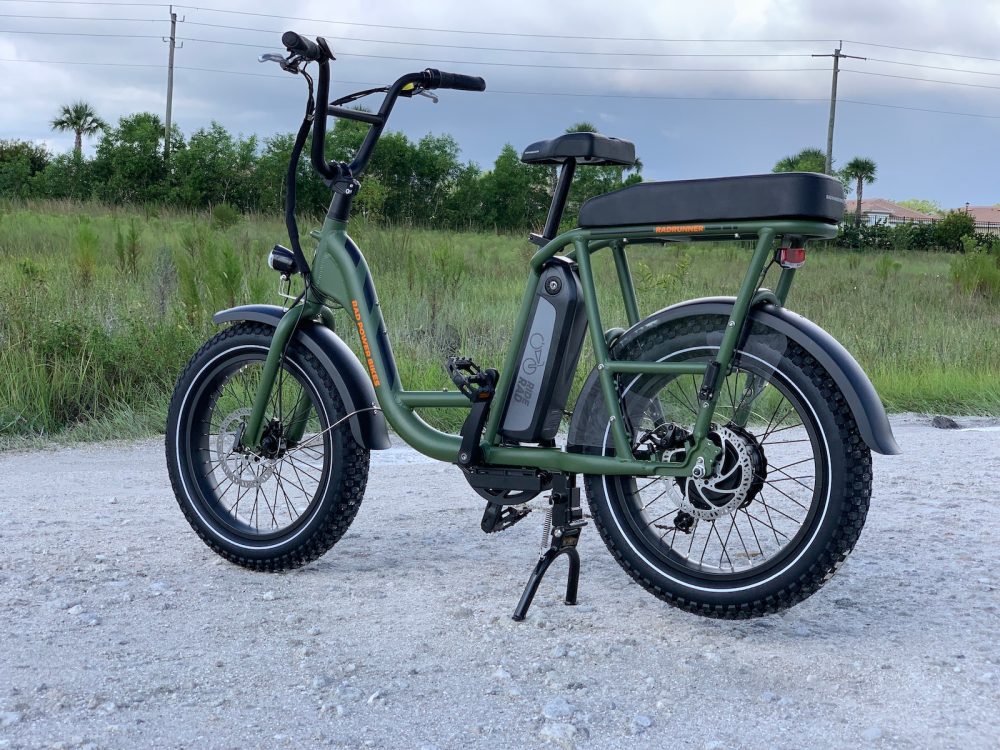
[165,322,369,572]
[583,315,873,618]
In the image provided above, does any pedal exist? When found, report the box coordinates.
[447,356,499,468]
[481,503,532,534]
[445,356,496,402]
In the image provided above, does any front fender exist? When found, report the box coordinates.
[568,296,900,456]
[212,304,391,450]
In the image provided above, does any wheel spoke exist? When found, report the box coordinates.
[186,354,331,540]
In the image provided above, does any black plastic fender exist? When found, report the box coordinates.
[567,296,900,456]
[212,304,391,450]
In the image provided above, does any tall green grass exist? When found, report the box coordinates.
[1,200,997,446]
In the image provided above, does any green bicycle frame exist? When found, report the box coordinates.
[244,217,836,479]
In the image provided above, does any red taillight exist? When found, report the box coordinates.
[778,246,806,268]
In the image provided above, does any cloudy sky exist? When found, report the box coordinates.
[2,0,999,208]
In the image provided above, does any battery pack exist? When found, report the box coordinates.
[499,257,588,443]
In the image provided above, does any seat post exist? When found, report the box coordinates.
[541,159,577,241]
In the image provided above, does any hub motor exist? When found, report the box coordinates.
[676,424,766,521]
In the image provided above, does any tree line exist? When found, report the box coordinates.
[0,102,641,232]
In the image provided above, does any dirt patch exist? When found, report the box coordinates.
[0,415,997,749]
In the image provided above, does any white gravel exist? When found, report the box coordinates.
[1,414,998,749]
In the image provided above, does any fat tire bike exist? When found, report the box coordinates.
[166,32,899,620]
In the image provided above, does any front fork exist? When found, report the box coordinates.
[241,298,337,451]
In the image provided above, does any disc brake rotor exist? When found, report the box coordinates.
[678,426,762,521]
[216,407,274,488]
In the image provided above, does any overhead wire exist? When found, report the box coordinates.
[1,0,999,65]
[842,68,1000,91]
[2,55,1000,120]
[1,5,999,121]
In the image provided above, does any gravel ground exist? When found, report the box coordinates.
[1,414,998,750]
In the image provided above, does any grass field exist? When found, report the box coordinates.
[1,200,998,446]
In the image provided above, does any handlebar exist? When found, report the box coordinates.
[423,69,486,92]
[281,31,321,61]
[280,31,485,216]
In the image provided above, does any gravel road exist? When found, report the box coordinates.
[1,414,998,750]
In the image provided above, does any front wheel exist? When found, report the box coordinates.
[165,322,369,570]
[583,314,872,618]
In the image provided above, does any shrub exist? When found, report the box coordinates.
[114,218,142,277]
[934,211,976,252]
[951,247,1000,300]
[73,220,100,286]
[211,202,240,229]
[873,253,902,286]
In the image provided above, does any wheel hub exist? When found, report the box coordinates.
[216,408,274,488]
[677,425,766,520]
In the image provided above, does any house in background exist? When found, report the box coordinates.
[845,199,938,226]
[958,205,1000,235]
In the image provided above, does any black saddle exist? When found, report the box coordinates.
[578,172,845,228]
[521,132,636,167]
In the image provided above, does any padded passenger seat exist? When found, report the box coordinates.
[521,132,636,166]
[577,172,845,228]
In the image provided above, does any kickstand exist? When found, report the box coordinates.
[512,473,586,622]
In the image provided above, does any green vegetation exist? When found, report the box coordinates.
[897,198,942,217]
[1,201,998,446]
[0,110,639,232]
[842,157,878,227]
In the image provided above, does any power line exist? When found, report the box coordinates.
[3,0,999,64]
[185,20,823,58]
[172,5,834,44]
[3,56,1000,120]
[844,39,1000,64]
[0,56,162,68]
[866,57,1000,77]
[0,0,166,5]
[843,67,1000,91]
[175,36,830,72]
[0,28,161,38]
[0,13,160,20]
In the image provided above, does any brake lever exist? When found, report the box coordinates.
[259,51,299,74]
[413,87,439,104]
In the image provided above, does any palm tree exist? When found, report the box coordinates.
[842,157,878,226]
[773,147,827,174]
[51,101,107,156]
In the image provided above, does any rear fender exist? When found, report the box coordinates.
[212,304,391,450]
[567,296,900,456]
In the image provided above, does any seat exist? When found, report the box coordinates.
[577,172,845,228]
[521,132,636,166]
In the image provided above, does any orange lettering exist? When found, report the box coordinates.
[351,300,381,387]
[655,224,705,234]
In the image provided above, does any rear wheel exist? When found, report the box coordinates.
[583,315,872,618]
[165,322,369,570]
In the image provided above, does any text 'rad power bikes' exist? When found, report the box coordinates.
[166,32,900,621]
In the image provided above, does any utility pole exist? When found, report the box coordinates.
[813,42,865,175]
[162,6,183,160]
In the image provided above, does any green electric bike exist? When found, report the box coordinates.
[166,32,899,621]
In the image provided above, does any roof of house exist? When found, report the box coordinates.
[847,198,938,221]
[957,205,1000,224]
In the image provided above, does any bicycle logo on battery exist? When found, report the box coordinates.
[522,333,546,375]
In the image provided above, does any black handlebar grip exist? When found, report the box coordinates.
[282,31,321,61]
[424,69,486,92]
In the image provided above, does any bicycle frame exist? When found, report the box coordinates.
[242,215,837,479]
